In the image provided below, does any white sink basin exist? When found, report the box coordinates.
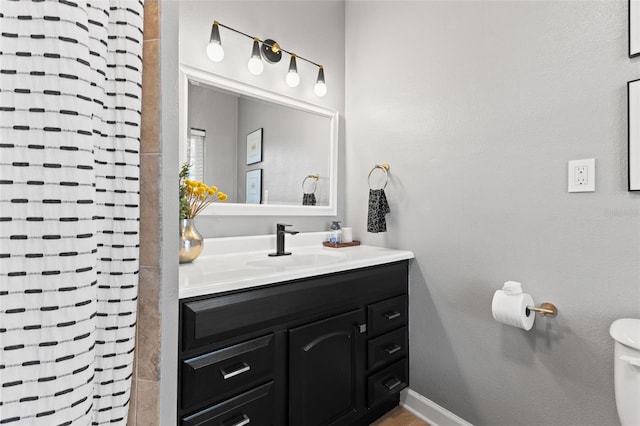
[246,252,347,269]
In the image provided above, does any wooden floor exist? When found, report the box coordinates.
[370,406,430,426]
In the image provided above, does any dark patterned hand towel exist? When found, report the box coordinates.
[367,189,390,233]
[302,193,317,206]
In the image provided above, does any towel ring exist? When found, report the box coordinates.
[302,174,319,193]
[368,163,390,190]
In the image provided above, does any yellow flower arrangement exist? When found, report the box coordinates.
[179,163,227,219]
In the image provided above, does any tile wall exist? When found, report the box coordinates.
[128,0,162,424]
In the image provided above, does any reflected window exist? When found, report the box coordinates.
[187,128,205,181]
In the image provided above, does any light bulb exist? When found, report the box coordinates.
[206,22,224,62]
[248,57,264,75]
[314,66,327,97]
[248,39,264,75]
[286,55,300,87]
[206,42,224,62]
[286,71,300,87]
[314,81,327,97]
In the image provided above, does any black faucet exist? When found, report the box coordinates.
[269,223,299,256]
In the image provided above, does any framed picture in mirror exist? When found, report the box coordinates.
[246,169,263,203]
[246,128,263,165]
[629,79,640,191]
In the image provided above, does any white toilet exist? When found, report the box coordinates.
[610,318,640,426]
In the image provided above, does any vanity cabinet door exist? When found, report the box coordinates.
[289,309,365,426]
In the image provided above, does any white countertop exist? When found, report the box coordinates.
[179,232,414,299]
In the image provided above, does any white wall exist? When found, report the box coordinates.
[346,1,640,425]
[159,0,179,422]
[179,0,345,237]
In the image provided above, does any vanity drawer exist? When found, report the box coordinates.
[182,262,408,350]
[367,358,408,408]
[367,295,407,337]
[181,381,274,426]
[367,327,407,371]
[181,334,274,410]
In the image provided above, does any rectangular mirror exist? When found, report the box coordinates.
[179,64,338,216]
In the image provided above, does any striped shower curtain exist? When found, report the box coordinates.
[0,1,144,424]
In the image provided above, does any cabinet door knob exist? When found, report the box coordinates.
[384,311,401,320]
[384,344,402,355]
[383,377,403,391]
[221,413,251,426]
[358,323,367,334]
[220,362,251,380]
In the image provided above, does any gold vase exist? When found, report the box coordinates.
[179,218,203,263]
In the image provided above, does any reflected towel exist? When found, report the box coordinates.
[302,193,316,206]
[367,189,390,233]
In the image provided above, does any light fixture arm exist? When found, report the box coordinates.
[213,21,323,71]
[216,21,255,43]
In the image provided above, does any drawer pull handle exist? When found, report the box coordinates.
[383,377,403,391]
[384,311,401,320]
[384,344,402,355]
[221,414,250,426]
[220,362,251,380]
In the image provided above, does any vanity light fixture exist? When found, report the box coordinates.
[206,20,326,96]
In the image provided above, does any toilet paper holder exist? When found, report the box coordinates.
[526,303,558,317]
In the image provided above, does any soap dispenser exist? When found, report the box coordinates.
[329,221,342,244]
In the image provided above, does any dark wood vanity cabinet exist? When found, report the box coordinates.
[178,260,409,426]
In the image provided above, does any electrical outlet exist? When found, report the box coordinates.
[574,166,588,185]
[568,159,595,192]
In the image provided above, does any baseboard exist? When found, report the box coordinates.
[400,388,473,426]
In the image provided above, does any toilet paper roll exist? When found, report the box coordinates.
[491,290,535,330]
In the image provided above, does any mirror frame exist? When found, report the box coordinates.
[179,64,339,216]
